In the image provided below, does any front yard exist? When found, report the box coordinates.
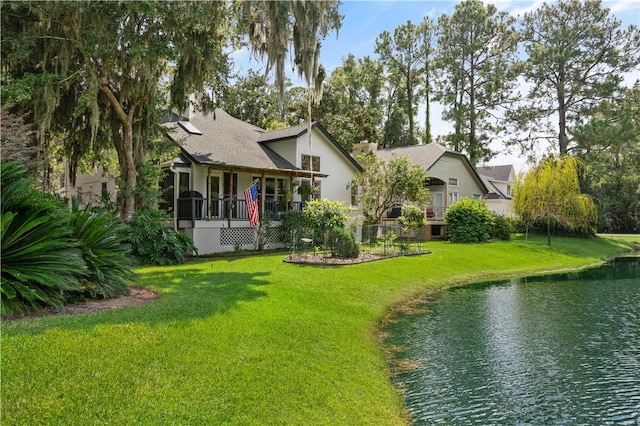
[1,235,637,425]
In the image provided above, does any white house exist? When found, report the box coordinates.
[161,109,363,254]
[476,165,516,217]
[369,142,489,239]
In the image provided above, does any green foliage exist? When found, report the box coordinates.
[398,204,427,231]
[509,0,640,155]
[304,199,350,234]
[329,227,360,258]
[127,209,197,265]
[69,205,136,299]
[280,210,311,245]
[435,0,519,165]
[576,83,640,233]
[353,152,430,223]
[490,214,513,241]
[0,162,85,315]
[445,198,494,243]
[514,155,597,245]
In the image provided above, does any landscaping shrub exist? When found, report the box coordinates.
[279,210,311,246]
[1,161,85,315]
[69,205,136,299]
[490,214,513,241]
[329,228,360,258]
[127,209,197,265]
[445,198,494,243]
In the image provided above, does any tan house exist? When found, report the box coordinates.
[161,109,363,254]
[476,165,516,217]
[362,142,488,239]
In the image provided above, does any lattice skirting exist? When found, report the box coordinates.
[220,227,255,246]
[219,226,286,247]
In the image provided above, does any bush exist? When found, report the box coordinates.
[329,228,360,258]
[444,199,494,243]
[490,214,513,241]
[280,210,311,246]
[127,209,197,265]
[69,205,136,299]
[1,162,85,315]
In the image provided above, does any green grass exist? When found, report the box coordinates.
[2,235,637,425]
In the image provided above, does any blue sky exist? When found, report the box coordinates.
[234,1,640,170]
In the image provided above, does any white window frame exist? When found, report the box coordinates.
[449,192,459,203]
[448,177,459,187]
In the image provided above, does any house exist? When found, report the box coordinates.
[359,142,488,240]
[161,109,363,254]
[476,165,516,217]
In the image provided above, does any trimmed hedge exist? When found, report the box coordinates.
[445,199,494,243]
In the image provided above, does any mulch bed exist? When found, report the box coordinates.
[284,251,430,265]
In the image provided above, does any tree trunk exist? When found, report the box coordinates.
[557,61,568,154]
[99,78,137,222]
[406,67,415,145]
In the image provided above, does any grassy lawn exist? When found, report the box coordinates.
[2,235,637,425]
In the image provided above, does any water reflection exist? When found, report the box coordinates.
[386,257,640,425]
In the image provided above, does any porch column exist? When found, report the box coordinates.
[207,167,211,220]
[260,173,266,217]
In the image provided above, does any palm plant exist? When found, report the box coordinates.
[69,205,136,299]
[1,162,85,315]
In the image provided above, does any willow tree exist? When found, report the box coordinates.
[509,0,640,156]
[513,155,597,245]
[435,0,519,165]
[1,1,230,221]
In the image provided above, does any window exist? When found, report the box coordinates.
[449,192,459,203]
[472,193,481,201]
[179,172,190,194]
[507,184,512,197]
[101,182,108,199]
[448,177,459,187]
[351,185,358,206]
[301,155,320,172]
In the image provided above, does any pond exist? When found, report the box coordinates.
[385,257,640,425]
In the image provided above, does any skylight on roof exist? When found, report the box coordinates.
[178,121,202,135]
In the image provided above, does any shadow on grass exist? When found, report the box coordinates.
[4,269,272,334]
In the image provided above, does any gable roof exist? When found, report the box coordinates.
[376,143,448,170]
[476,165,514,182]
[376,143,489,193]
[259,122,363,172]
[164,109,361,175]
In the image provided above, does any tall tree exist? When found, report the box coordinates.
[575,83,640,233]
[509,0,640,155]
[375,20,425,146]
[222,70,280,128]
[435,0,519,165]
[316,54,384,151]
[2,1,230,221]
[419,17,437,144]
[513,155,597,245]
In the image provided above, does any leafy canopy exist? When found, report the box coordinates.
[353,152,430,224]
[513,155,597,245]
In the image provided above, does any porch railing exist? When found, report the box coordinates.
[177,197,306,223]
[425,205,446,221]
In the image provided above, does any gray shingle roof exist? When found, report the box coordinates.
[164,109,299,172]
[476,165,514,182]
[376,143,449,170]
